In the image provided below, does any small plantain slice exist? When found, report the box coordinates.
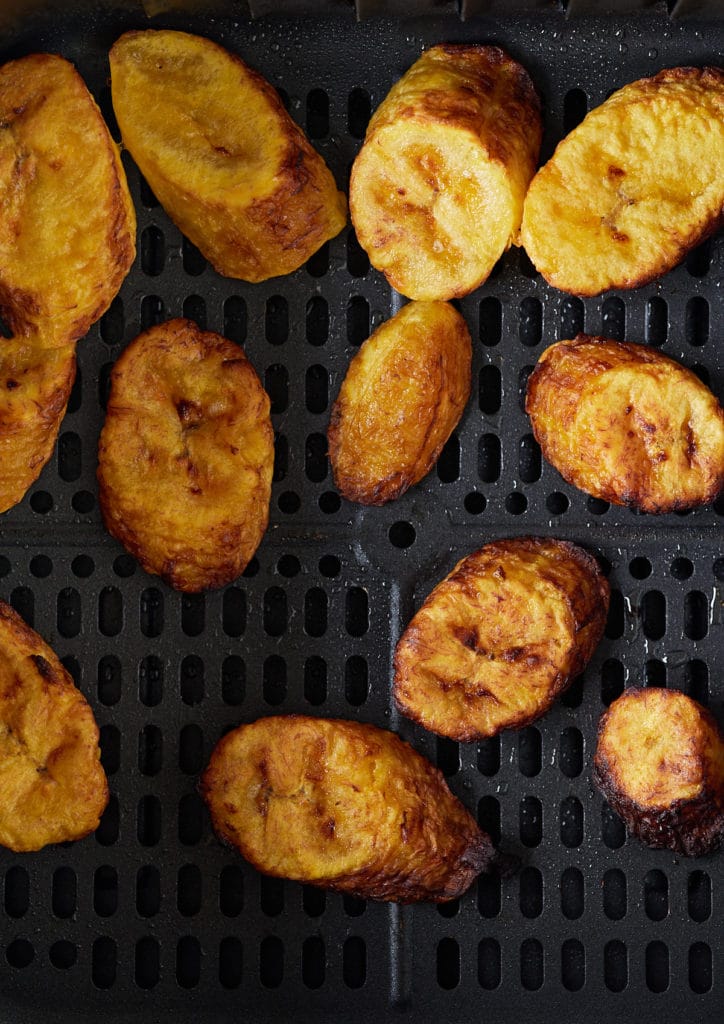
[0,600,108,852]
[109,29,346,283]
[0,53,136,348]
[201,715,495,903]
[0,340,75,513]
[328,301,471,505]
[349,44,541,301]
[520,67,724,296]
[526,334,724,513]
[97,318,273,592]
[394,537,609,742]
[593,688,724,857]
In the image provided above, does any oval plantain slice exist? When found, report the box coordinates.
[394,538,609,742]
[0,340,76,513]
[328,301,471,505]
[109,29,346,283]
[0,600,108,852]
[98,318,273,593]
[349,44,542,301]
[520,67,724,296]
[201,715,496,903]
[593,688,724,857]
[525,334,724,513]
[0,53,136,349]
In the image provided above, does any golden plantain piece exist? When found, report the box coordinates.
[349,44,541,301]
[520,67,724,296]
[201,715,496,903]
[0,340,75,513]
[526,334,724,513]
[328,301,471,505]
[0,600,108,852]
[0,53,136,348]
[109,29,346,283]
[97,318,274,592]
[394,538,609,742]
[594,688,724,857]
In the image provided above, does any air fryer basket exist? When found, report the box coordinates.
[0,6,721,1023]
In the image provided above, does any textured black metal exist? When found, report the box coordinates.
[0,7,722,1024]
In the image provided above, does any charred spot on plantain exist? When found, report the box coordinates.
[30,653,53,680]
[175,398,203,429]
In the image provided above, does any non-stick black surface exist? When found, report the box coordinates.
[0,7,721,1023]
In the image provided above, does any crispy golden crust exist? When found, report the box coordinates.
[350,44,541,300]
[201,715,494,903]
[520,67,724,296]
[97,318,273,592]
[593,688,724,857]
[110,29,346,283]
[328,301,471,505]
[0,53,136,348]
[394,537,609,741]
[0,600,108,852]
[526,334,724,513]
[0,340,75,513]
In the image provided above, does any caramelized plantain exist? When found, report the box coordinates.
[97,318,273,592]
[0,600,108,852]
[328,301,471,505]
[594,688,724,856]
[526,335,724,513]
[394,538,609,741]
[201,715,495,903]
[350,44,541,300]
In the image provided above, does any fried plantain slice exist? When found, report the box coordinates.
[394,538,609,741]
[520,67,724,296]
[328,301,471,505]
[349,44,541,300]
[201,715,495,903]
[0,600,108,852]
[0,53,136,348]
[0,340,76,513]
[98,318,273,592]
[109,29,346,283]
[525,334,724,513]
[594,688,724,856]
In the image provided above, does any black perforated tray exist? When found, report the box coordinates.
[0,6,721,1024]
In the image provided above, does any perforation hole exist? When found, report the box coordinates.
[30,555,52,578]
[478,435,500,482]
[436,738,459,777]
[641,590,666,639]
[178,793,204,846]
[346,588,368,636]
[92,937,116,987]
[519,297,542,347]
[518,249,537,278]
[306,296,328,345]
[180,655,204,705]
[94,866,117,918]
[140,587,163,638]
[645,869,668,921]
[100,724,120,775]
[560,796,583,847]
[479,364,501,415]
[7,939,34,968]
[343,937,366,989]
[260,936,284,988]
[436,938,459,989]
[479,795,501,845]
[602,802,626,849]
[646,941,669,993]
[476,736,499,776]
[305,432,328,482]
[58,431,81,482]
[644,658,666,688]
[437,434,460,482]
[479,296,502,346]
[101,296,124,346]
[561,867,583,919]
[303,936,325,989]
[183,294,206,328]
[114,554,136,578]
[223,588,246,637]
[319,554,340,577]
[601,658,624,705]
[506,492,527,515]
[95,796,119,846]
[175,936,201,989]
[139,725,162,777]
[546,491,569,515]
[645,297,667,346]
[274,435,286,480]
[686,296,709,346]
[561,939,584,992]
[0,556,10,578]
[136,866,160,918]
[141,294,164,330]
[221,296,246,345]
[519,796,542,847]
[347,296,369,346]
[30,490,52,514]
[587,496,609,515]
[686,237,711,276]
[688,870,711,921]
[343,894,366,916]
[265,364,288,414]
[345,656,368,706]
[464,491,486,514]
[601,296,625,340]
[139,655,163,707]
[51,867,76,919]
[49,940,77,970]
[141,225,164,276]
[563,87,587,131]
[559,296,584,338]
[689,942,711,993]
[604,940,627,992]
[5,866,29,918]
[605,590,624,639]
[10,586,34,626]
[518,727,541,777]
[220,866,243,917]
[348,87,371,138]
[219,938,242,989]
[684,591,708,640]
[318,491,340,513]
[222,655,245,705]
[304,656,327,706]
[303,886,325,917]
[279,490,300,514]
[477,938,500,989]
[520,938,543,991]
[179,725,203,776]
[305,364,329,414]
[519,365,534,411]
[263,655,287,705]
[139,173,159,208]
[266,296,288,345]
[519,434,541,483]
[560,727,583,777]
[347,229,370,277]
[478,873,501,918]
[138,795,162,846]
[135,937,160,989]
[306,242,329,278]
[519,866,542,918]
